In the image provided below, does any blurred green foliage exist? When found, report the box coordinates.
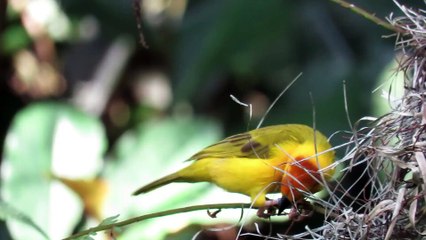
[0,25,30,55]
[1,102,105,239]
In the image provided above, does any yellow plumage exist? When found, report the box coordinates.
[133,124,335,214]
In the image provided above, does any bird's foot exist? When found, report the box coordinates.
[256,198,314,220]
[288,199,313,221]
[256,198,281,218]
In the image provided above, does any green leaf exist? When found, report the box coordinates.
[1,102,106,240]
[372,59,404,116]
[0,24,31,55]
[103,117,229,239]
[74,234,95,240]
[99,214,120,226]
[0,200,49,239]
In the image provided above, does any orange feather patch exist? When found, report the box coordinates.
[280,156,321,201]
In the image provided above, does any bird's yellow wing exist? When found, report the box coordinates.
[189,124,312,160]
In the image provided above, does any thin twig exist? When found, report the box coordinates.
[63,203,251,240]
[328,0,402,33]
[256,72,302,129]
[133,0,149,48]
[63,201,335,239]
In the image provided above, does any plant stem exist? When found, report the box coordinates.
[63,200,335,239]
[63,203,251,240]
[329,0,401,33]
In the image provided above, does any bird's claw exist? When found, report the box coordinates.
[256,197,313,220]
[288,199,314,222]
[256,199,281,218]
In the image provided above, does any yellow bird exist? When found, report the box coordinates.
[133,124,335,217]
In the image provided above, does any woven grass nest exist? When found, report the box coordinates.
[277,2,426,240]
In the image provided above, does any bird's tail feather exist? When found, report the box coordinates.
[132,173,181,195]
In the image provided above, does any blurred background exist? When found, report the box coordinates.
[0,0,420,239]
